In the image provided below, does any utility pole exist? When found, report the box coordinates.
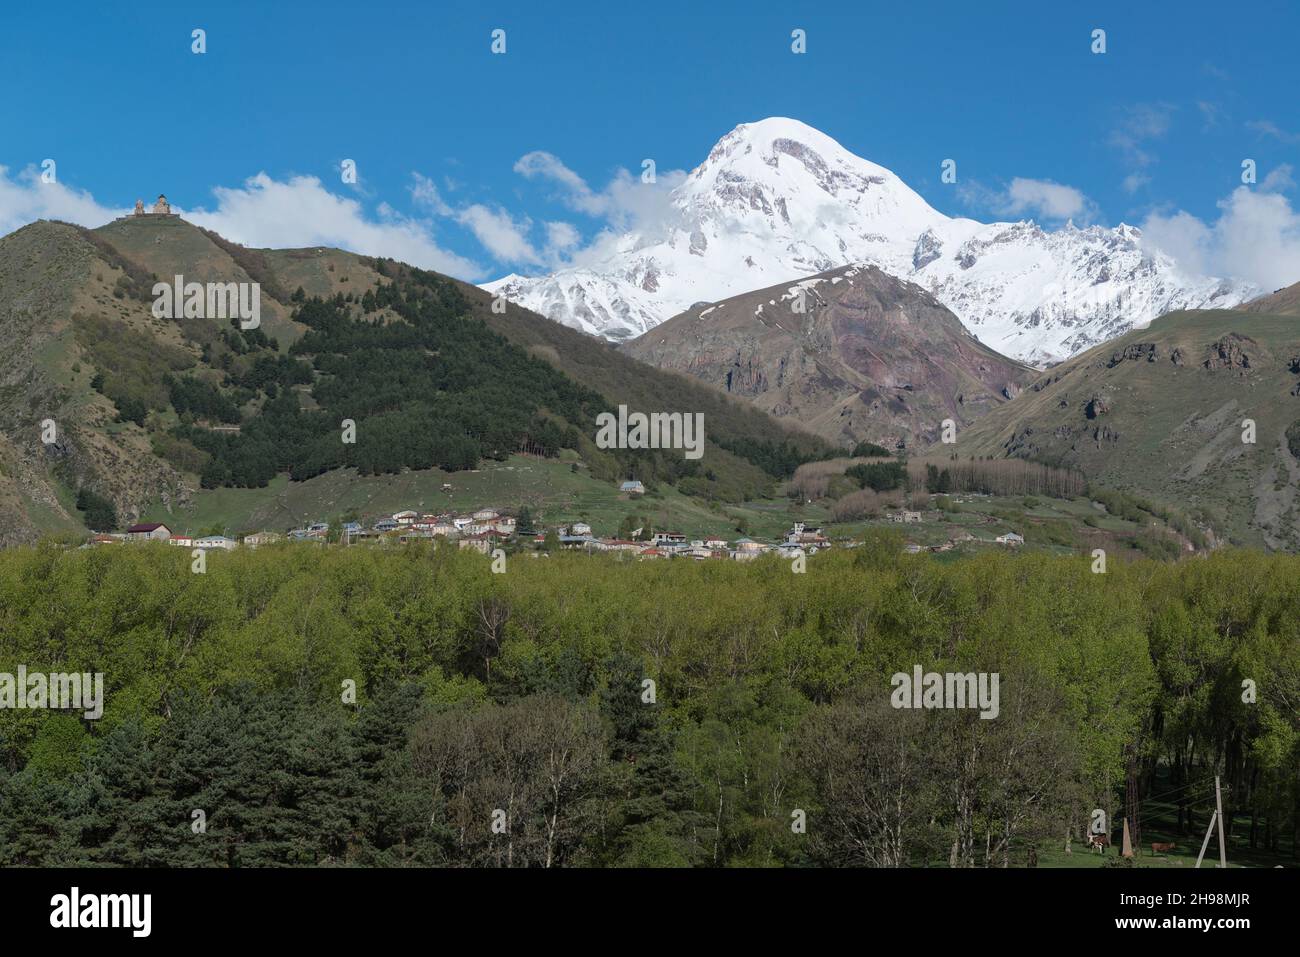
[1215,774,1228,868]
[1195,811,1217,868]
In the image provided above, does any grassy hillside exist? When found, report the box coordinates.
[961,307,1300,549]
[0,217,834,543]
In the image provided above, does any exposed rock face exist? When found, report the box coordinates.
[1085,395,1110,419]
[1204,335,1255,371]
[623,264,1032,449]
[1108,342,1158,367]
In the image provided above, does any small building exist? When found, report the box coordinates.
[125,522,171,542]
[392,510,418,525]
[995,532,1025,546]
[473,509,500,522]
[620,480,645,496]
[652,531,686,545]
[459,531,506,554]
[195,535,238,551]
[570,521,592,537]
[169,535,194,548]
[603,539,642,553]
[373,519,399,532]
[243,531,283,547]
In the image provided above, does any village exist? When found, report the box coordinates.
[92,491,1027,561]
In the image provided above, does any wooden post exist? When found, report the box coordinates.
[1215,775,1228,868]
[1195,810,1217,868]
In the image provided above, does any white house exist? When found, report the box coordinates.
[652,531,686,545]
[392,510,418,525]
[125,522,171,541]
[995,532,1025,546]
[570,521,592,536]
[196,535,238,551]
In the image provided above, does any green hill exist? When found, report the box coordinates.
[961,297,1300,549]
[0,216,831,543]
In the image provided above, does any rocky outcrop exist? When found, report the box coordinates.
[1108,342,1158,367]
[1204,335,1255,371]
[1085,395,1110,419]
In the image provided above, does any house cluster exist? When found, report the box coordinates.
[91,512,839,563]
[533,519,831,562]
[902,529,1024,554]
[89,523,241,550]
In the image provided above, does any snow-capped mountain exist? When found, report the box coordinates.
[483,118,1256,365]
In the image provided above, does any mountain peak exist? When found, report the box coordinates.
[487,120,1256,360]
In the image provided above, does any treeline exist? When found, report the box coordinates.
[176,279,606,487]
[161,271,811,500]
[0,543,1294,867]
[906,458,1087,498]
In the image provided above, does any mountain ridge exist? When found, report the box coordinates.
[623,263,1033,449]
[486,117,1256,364]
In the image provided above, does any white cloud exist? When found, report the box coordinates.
[1246,120,1300,144]
[1261,163,1296,193]
[545,221,581,252]
[998,177,1094,221]
[1110,103,1175,190]
[959,176,1096,223]
[512,150,688,236]
[454,204,540,265]
[410,172,451,215]
[514,151,604,214]
[1141,183,1300,290]
[186,173,482,278]
[1122,172,1151,195]
[0,165,122,235]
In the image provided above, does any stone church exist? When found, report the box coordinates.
[132,194,177,216]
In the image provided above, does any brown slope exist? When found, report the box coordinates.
[621,264,1032,450]
[960,307,1300,550]
[1240,279,1300,316]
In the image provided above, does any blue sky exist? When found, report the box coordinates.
[2,0,1297,285]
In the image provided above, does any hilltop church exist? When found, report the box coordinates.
[131,194,177,217]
